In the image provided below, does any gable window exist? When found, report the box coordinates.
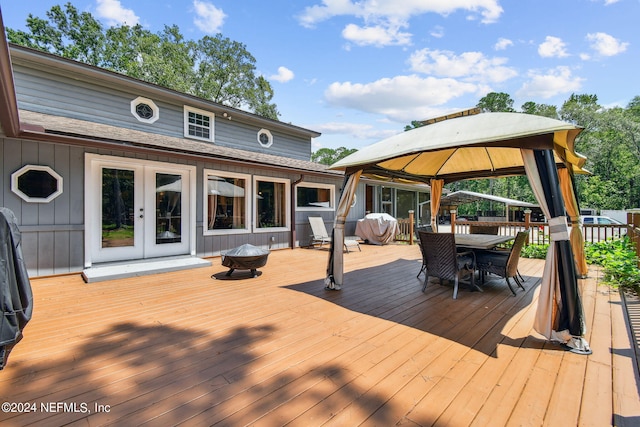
[257,129,273,148]
[296,183,334,211]
[254,176,290,231]
[130,96,159,123]
[184,106,214,142]
[204,170,250,235]
[11,165,63,203]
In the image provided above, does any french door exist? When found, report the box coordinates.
[86,155,195,264]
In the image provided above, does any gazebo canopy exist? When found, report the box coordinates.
[331,112,586,183]
[325,112,592,355]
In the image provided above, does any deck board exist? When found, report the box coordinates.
[0,243,638,426]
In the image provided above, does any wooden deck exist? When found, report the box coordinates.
[1,243,639,426]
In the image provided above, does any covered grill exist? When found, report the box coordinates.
[221,244,270,278]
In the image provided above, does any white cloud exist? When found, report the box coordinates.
[95,0,139,26]
[430,26,445,38]
[269,66,295,83]
[494,37,513,51]
[603,0,620,4]
[408,48,517,83]
[298,1,503,46]
[586,32,628,56]
[342,23,412,46]
[324,74,479,122]
[517,66,584,99]
[310,121,395,140]
[538,36,569,58]
[193,0,226,34]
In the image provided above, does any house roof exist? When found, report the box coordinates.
[8,43,321,140]
[18,110,339,176]
[0,12,338,177]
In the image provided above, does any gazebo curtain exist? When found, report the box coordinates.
[558,168,589,277]
[325,170,362,290]
[522,149,591,354]
[430,179,444,231]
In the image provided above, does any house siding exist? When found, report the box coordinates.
[12,63,312,161]
[1,135,357,277]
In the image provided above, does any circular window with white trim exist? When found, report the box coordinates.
[257,129,273,148]
[130,96,159,123]
[11,165,63,203]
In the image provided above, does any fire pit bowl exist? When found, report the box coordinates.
[221,244,270,278]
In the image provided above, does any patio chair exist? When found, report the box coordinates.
[415,225,432,278]
[417,231,476,299]
[475,231,529,295]
[308,217,361,253]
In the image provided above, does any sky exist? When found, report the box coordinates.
[1,0,638,151]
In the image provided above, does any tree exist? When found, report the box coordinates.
[521,101,558,119]
[311,147,358,165]
[477,92,515,112]
[404,120,424,132]
[7,3,280,119]
[6,2,105,65]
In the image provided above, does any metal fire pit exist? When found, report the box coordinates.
[221,244,270,278]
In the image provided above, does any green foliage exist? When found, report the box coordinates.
[311,147,358,165]
[522,239,640,294]
[7,3,279,119]
[521,101,558,119]
[404,120,425,131]
[477,92,515,112]
[584,238,640,293]
[520,243,549,259]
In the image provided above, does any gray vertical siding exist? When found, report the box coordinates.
[1,136,86,276]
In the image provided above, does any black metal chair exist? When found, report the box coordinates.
[417,231,476,299]
[475,231,529,295]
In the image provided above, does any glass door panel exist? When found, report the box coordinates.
[155,173,183,245]
[101,168,136,248]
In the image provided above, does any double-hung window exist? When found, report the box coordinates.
[184,106,214,142]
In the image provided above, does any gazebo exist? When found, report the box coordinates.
[327,111,591,355]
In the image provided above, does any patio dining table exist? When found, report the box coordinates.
[454,233,515,250]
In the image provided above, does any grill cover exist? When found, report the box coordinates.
[222,244,270,270]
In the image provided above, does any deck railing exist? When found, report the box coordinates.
[395,209,634,248]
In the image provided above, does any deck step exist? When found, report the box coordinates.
[82,256,212,283]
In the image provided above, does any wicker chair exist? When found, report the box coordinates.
[415,225,433,278]
[417,231,476,299]
[475,231,529,295]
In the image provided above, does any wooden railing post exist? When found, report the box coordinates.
[450,209,456,233]
[523,209,532,244]
[629,210,640,268]
[408,210,414,245]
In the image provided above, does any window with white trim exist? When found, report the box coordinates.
[130,96,159,123]
[296,182,334,211]
[204,170,250,235]
[11,165,63,203]
[254,176,290,231]
[184,106,214,142]
[257,128,273,148]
